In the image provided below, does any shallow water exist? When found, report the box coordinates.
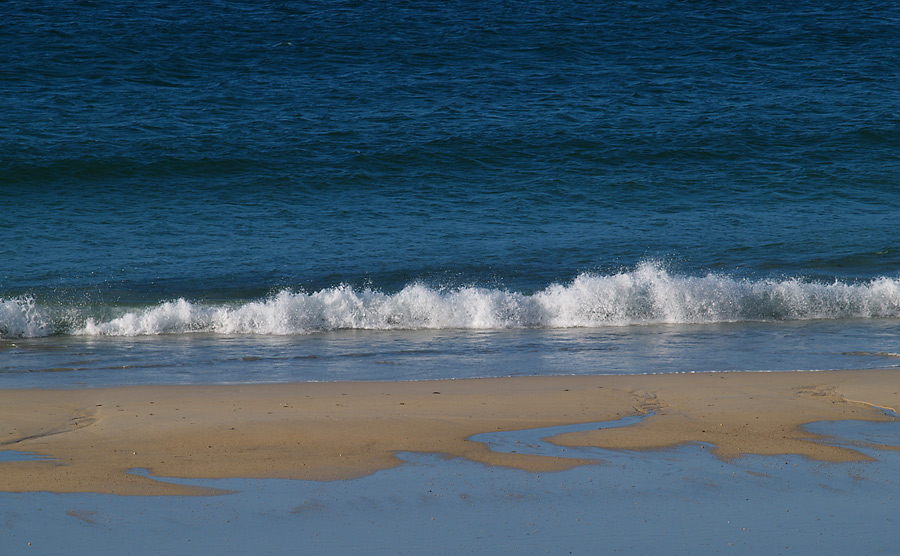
[3,418,899,555]
[3,319,900,387]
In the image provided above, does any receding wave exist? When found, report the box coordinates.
[2,262,900,338]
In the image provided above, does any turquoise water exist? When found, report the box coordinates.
[3,1,900,385]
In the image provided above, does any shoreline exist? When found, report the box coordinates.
[1,368,898,496]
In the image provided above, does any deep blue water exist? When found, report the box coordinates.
[2,1,900,386]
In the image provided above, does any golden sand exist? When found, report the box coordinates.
[1,369,898,495]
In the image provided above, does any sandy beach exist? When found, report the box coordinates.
[2,369,898,496]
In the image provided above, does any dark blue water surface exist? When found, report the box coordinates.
[2,1,900,385]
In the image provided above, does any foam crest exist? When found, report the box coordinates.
[3,263,900,338]
[0,297,54,338]
[76,285,536,336]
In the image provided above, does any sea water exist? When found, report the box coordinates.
[3,1,900,387]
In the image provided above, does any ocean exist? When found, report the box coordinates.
[3,0,900,387]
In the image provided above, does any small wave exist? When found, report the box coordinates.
[3,262,900,338]
[0,296,56,338]
[842,351,900,359]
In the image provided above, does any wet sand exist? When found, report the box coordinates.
[1,369,898,496]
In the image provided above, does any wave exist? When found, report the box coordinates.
[2,262,900,338]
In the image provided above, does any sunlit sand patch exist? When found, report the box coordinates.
[1,369,898,495]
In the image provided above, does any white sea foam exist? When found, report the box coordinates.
[0,296,54,338]
[3,263,900,338]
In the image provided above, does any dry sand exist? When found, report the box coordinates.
[1,369,898,496]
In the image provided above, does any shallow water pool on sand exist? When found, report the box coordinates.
[2,418,899,556]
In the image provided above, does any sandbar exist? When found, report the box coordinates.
[1,369,898,496]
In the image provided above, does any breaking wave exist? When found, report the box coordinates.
[3,263,900,338]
